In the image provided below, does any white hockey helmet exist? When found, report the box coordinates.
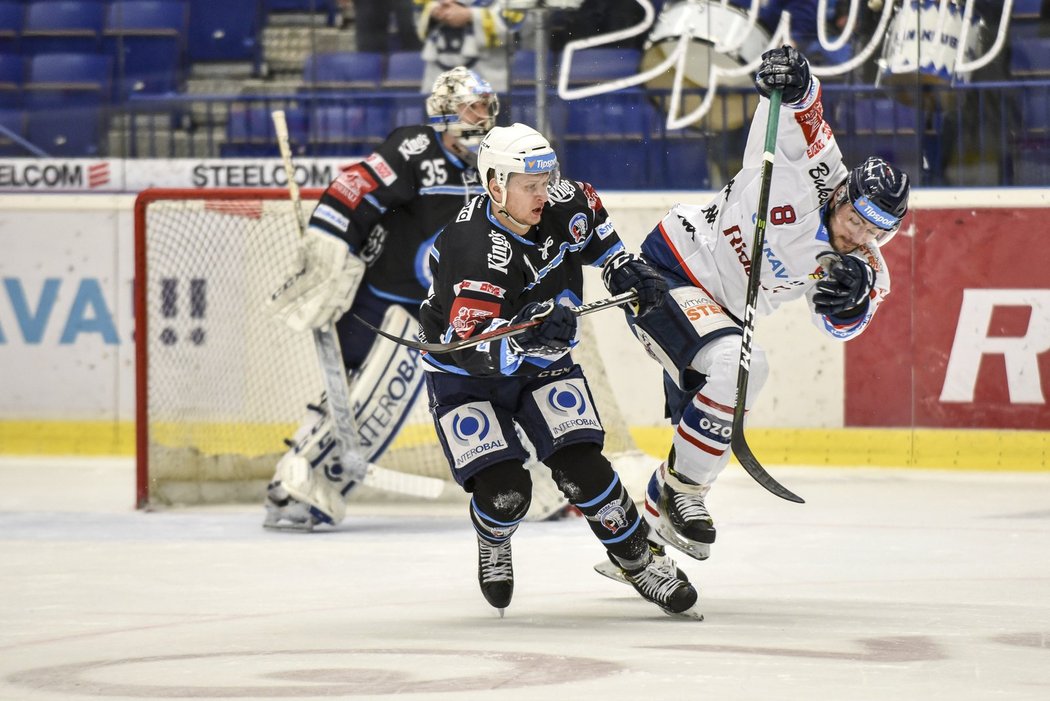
[425,66,499,160]
[476,123,560,198]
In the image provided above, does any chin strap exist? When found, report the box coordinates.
[492,187,531,232]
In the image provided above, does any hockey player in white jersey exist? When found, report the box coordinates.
[623,46,910,562]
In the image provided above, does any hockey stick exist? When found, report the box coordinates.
[730,90,805,505]
[354,291,638,353]
[271,110,444,500]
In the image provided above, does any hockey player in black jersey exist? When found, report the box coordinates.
[264,67,499,529]
[419,122,702,619]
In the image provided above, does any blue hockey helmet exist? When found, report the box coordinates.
[845,157,910,246]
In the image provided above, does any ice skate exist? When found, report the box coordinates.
[623,546,702,620]
[644,461,716,561]
[594,541,688,587]
[477,536,514,616]
[262,481,321,531]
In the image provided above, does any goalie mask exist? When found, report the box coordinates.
[426,66,499,165]
[840,156,910,247]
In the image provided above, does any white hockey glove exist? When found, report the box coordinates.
[267,227,365,333]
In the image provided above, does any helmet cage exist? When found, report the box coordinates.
[426,67,499,154]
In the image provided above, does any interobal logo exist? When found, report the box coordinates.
[451,406,490,446]
[545,383,587,417]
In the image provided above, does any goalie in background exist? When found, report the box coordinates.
[264,66,498,530]
[418,122,702,619]
[614,46,910,567]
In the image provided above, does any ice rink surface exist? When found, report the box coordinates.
[1,457,1048,701]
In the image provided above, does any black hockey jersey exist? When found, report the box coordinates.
[419,178,625,377]
[307,124,485,305]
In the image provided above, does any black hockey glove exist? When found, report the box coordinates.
[755,45,811,104]
[601,251,668,317]
[507,301,578,357]
[813,251,875,318]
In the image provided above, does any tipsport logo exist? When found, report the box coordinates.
[536,380,601,438]
[440,402,507,469]
[853,196,897,230]
[523,153,557,174]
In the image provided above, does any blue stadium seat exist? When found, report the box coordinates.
[1010,36,1050,78]
[849,96,920,165]
[187,0,260,65]
[22,1,105,54]
[0,52,22,106]
[0,2,23,53]
[562,90,656,189]
[303,51,383,89]
[24,52,110,155]
[223,104,307,156]
[510,49,553,87]
[308,104,388,156]
[264,1,338,25]
[383,50,423,89]
[561,47,641,85]
[104,1,188,98]
[1012,0,1041,18]
[0,106,25,155]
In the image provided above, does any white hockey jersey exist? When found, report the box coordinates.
[640,78,890,341]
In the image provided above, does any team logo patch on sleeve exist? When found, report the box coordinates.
[450,297,501,339]
[438,401,508,470]
[532,379,602,439]
[330,165,377,209]
[364,153,397,185]
[453,279,507,298]
[568,212,588,243]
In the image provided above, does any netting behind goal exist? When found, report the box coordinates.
[135,188,643,508]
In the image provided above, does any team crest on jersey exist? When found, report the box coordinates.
[364,153,397,185]
[568,212,588,243]
[398,133,430,159]
[330,165,377,209]
[547,179,576,203]
[450,297,500,338]
[486,231,512,273]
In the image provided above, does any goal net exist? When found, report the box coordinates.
[135,188,645,508]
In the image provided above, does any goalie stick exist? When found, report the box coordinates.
[731,90,805,505]
[271,110,444,500]
[354,291,638,353]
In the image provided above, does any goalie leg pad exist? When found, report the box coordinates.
[264,304,426,528]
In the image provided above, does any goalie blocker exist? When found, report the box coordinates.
[265,305,425,529]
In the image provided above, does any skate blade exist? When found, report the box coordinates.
[593,558,631,585]
[663,603,704,621]
[262,518,316,532]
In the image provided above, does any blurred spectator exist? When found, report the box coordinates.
[350,0,422,52]
[415,1,525,92]
[549,0,651,52]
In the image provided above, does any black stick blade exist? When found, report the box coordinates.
[731,432,805,504]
